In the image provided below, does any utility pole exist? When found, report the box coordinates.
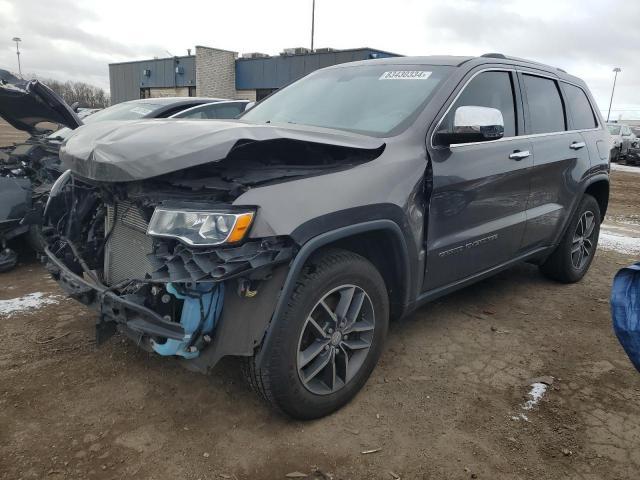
[311,0,315,52]
[606,67,621,122]
[12,37,21,76]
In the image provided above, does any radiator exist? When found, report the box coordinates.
[104,201,155,285]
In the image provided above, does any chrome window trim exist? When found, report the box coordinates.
[447,128,602,149]
[429,66,604,149]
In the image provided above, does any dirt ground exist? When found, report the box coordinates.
[1,121,640,480]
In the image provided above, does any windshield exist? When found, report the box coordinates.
[242,65,453,136]
[47,101,163,140]
[607,124,621,135]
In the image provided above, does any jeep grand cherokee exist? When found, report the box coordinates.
[43,54,610,419]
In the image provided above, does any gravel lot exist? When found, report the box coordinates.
[1,120,640,480]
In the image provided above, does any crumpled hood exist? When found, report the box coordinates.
[0,69,82,134]
[60,118,385,182]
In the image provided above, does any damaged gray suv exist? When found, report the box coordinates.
[44,54,610,419]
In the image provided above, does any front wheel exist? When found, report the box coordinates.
[539,194,601,283]
[244,249,389,419]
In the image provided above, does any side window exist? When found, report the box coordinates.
[523,74,566,134]
[563,83,597,130]
[444,71,517,137]
[211,103,246,119]
[181,110,207,119]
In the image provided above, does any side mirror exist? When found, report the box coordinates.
[435,106,505,146]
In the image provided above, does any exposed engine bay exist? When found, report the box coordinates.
[44,131,383,368]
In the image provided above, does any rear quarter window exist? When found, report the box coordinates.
[563,83,598,130]
[523,74,566,134]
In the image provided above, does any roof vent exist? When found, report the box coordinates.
[241,52,270,59]
[281,47,311,56]
[481,53,507,59]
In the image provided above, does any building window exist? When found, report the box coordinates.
[256,88,278,101]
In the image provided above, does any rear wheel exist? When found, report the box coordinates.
[244,249,389,419]
[539,194,600,283]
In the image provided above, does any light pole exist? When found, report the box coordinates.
[12,37,21,76]
[310,0,315,52]
[606,67,621,122]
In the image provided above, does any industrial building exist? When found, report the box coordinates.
[108,46,400,104]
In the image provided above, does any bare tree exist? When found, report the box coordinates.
[21,72,110,109]
[44,78,111,109]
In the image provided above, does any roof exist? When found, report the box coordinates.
[120,97,225,106]
[325,54,580,82]
[109,55,195,66]
[325,55,474,68]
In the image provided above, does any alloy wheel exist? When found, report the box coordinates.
[296,284,375,395]
[571,210,596,269]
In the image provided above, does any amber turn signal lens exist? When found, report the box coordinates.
[227,213,254,243]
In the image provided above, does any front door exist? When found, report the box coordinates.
[424,70,532,291]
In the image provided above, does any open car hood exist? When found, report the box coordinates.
[60,119,386,182]
[0,69,82,135]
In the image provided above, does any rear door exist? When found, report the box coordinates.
[424,69,532,290]
[561,82,606,167]
[519,73,591,250]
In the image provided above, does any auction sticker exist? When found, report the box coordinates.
[130,107,153,115]
[379,71,432,80]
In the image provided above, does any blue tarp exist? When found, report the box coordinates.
[611,262,640,372]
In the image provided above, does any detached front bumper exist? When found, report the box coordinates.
[45,246,186,342]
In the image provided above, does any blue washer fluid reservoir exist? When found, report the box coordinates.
[151,282,224,359]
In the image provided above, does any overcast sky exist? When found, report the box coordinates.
[1,0,638,119]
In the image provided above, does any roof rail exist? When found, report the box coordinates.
[481,53,507,59]
[480,53,570,76]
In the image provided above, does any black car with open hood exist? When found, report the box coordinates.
[0,69,83,272]
[0,68,82,135]
[0,69,236,272]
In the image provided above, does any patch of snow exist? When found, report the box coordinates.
[598,231,640,255]
[523,382,547,410]
[611,163,640,174]
[0,292,62,317]
[510,382,547,422]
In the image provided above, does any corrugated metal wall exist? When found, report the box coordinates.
[109,56,196,104]
[109,49,400,104]
[235,48,399,90]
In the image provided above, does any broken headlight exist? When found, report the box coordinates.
[147,208,254,246]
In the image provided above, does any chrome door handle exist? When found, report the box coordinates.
[509,150,531,160]
[570,141,586,150]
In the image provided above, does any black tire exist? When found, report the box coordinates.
[539,194,601,283]
[611,147,620,163]
[244,249,389,420]
[0,248,18,273]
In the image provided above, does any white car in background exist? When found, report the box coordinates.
[607,123,635,162]
[170,100,250,119]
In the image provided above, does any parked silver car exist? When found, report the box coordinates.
[607,123,635,162]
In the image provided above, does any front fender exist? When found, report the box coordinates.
[255,219,412,367]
